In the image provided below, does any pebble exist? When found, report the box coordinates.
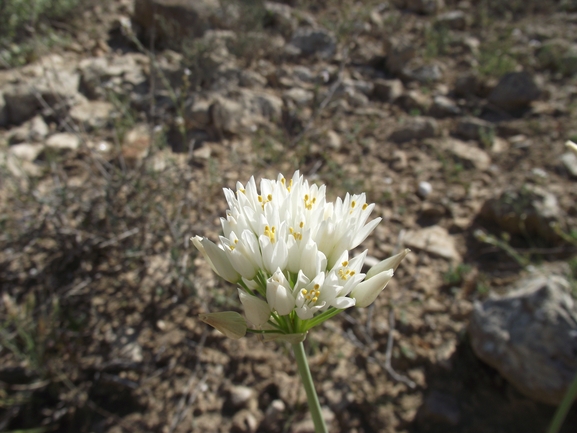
[418,181,433,198]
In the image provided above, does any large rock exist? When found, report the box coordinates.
[132,0,223,42]
[211,89,283,134]
[286,27,336,58]
[488,72,541,111]
[69,100,115,131]
[469,273,577,405]
[388,116,438,143]
[403,225,461,262]
[428,138,491,171]
[455,117,494,142]
[480,185,563,244]
[3,66,80,125]
[78,54,148,99]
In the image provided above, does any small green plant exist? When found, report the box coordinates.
[443,263,473,286]
[425,24,449,59]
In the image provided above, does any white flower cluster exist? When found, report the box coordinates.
[193,171,408,336]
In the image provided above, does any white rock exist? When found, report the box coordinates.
[45,133,80,152]
[403,225,461,262]
[8,143,45,161]
[418,181,433,198]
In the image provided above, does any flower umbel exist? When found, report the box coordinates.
[194,171,408,339]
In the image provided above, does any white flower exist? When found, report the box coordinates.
[193,170,408,336]
[566,140,577,155]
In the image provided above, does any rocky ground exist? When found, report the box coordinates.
[1,0,577,432]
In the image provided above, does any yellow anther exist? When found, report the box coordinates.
[258,195,263,202]
[299,221,304,228]
[314,284,320,290]
[267,194,272,201]
[301,289,308,295]
[289,227,294,234]
[342,260,348,267]
[351,200,356,208]
[281,177,285,185]
[362,203,368,210]
[312,297,318,302]
[234,239,238,244]
[304,194,309,200]
[271,226,276,233]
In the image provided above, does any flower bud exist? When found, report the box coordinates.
[238,289,271,326]
[365,249,410,279]
[192,236,240,283]
[266,269,295,315]
[351,269,394,308]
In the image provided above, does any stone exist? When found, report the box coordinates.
[185,96,213,130]
[469,273,577,405]
[239,70,267,88]
[287,27,336,59]
[229,385,254,408]
[407,63,444,83]
[3,68,80,124]
[324,130,341,150]
[388,116,438,143]
[406,0,445,15]
[488,71,541,111]
[8,115,49,144]
[264,1,297,38]
[435,10,467,30]
[283,88,314,107]
[418,181,433,198]
[561,151,577,177]
[8,143,45,161]
[432,137,491,171]
[403,225,461,262]
[211,97,246,134]
[429,95,461,117]
[455,117,494,142]
[385,36,416,74]
[237,89,283,122]
[69,100,115,131]
[79,54,148,99]
[397,90,431,113]
[132,0,222,42]
[372,78,404,102]
[454,72,484,97]
[479,185,563,244]
[45,133,80,152]
[122,124,151,165]
[231,409,258,433]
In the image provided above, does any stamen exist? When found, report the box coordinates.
[362,203,368,210]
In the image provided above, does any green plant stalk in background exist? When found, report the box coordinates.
[547,372,577,433]
[292,342,328,433]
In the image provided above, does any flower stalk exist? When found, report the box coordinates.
[292,341,328,433]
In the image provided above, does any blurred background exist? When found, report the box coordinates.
[1,0,577,432]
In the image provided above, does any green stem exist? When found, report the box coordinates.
[547,372,577,433]
[291,341,328,433]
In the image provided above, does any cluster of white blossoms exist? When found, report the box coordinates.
[193,171,408,339]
